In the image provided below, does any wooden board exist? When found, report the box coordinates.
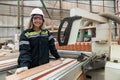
[79,26,96,30]
[31,59,76,80]
[0,58,17,70]
[0,52,19,61]
[6,60,62,80]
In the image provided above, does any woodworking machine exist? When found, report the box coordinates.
[57,8,120,80]
[5,8,120,80]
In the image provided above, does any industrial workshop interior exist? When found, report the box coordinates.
[0,0,120,80]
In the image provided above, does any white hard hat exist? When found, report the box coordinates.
[30,8,44,16]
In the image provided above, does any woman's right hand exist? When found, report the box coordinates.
[15,66,28,74]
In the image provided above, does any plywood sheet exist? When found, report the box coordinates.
[6,60,62,80]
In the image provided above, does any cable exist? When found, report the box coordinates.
[57,16,82,46]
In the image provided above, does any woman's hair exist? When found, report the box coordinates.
[26,14,44,29]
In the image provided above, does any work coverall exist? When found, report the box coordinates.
[18,29,60,68]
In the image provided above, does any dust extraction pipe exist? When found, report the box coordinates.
[99,13,120,24]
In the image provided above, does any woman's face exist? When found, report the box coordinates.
[32,14,44,29]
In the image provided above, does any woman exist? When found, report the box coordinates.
[15,8,60,74]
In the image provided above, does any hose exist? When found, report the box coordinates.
[99,13,120,24]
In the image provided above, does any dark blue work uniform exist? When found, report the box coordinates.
[18,29,60,69]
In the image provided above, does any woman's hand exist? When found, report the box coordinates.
[15,66,28,74]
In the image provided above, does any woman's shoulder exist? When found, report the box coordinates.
[20,29,33,36]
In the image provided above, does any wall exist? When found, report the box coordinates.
[0,1,115,42]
